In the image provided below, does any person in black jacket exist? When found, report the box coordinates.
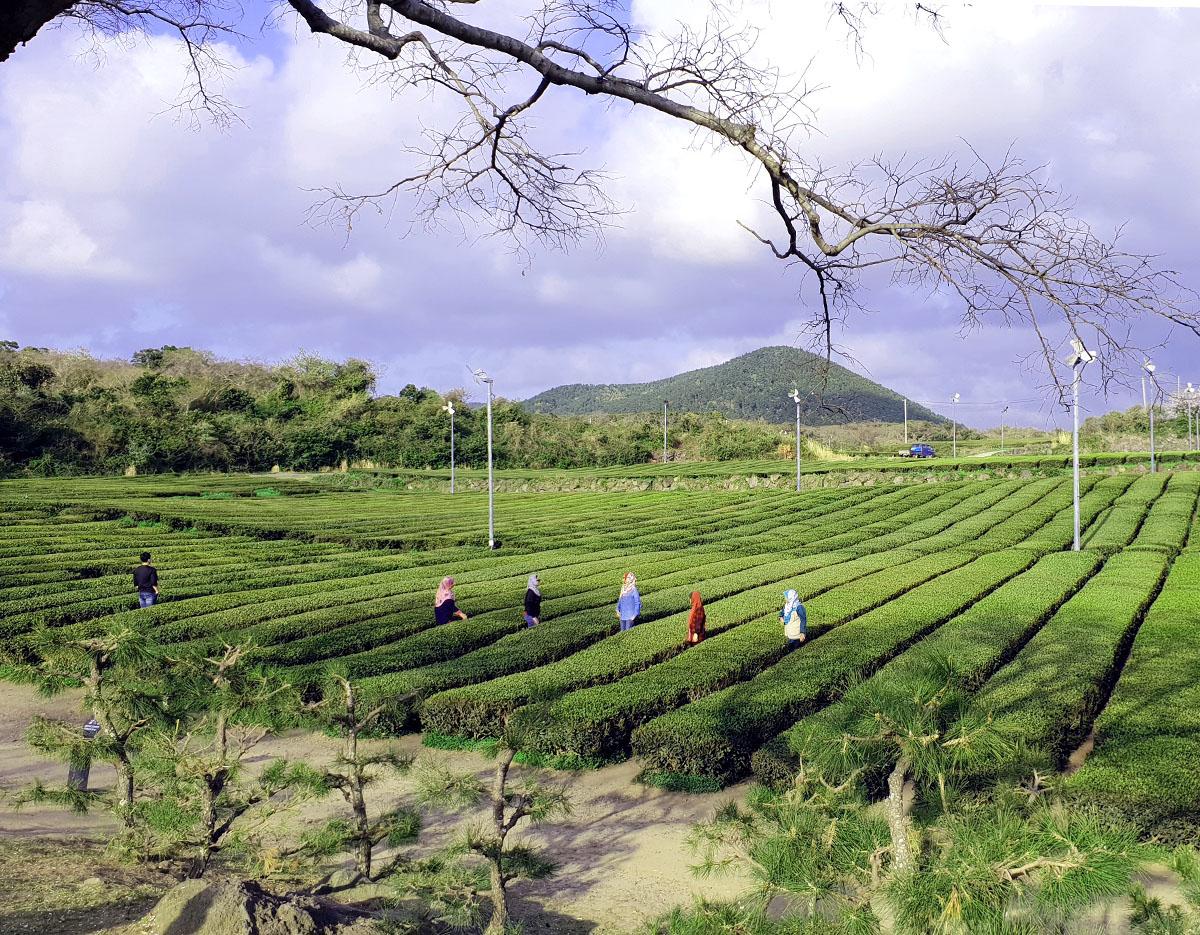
[523,574,542,627]
[133,552,159,607]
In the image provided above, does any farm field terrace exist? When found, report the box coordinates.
[1,470,1197,838]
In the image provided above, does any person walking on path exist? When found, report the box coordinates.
[780,589,806,648]
[616,572,641,632]
[434,577,468,625]
[133,552,159,607]
[685,591,706,645]
[524,574,542,627]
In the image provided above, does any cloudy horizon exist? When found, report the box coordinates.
[2,1,1198,430]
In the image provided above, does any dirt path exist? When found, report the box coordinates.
[0,681,752,933]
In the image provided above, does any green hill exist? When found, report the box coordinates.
[523,346,947,425]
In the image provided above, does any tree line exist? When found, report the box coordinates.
[0,343,794,475]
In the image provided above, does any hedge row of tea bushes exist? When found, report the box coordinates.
[952,550,1170,777]
[3,469,1195,825]
[417,478,1077,745]
[1068,553,1200,837]
[419,549,947,739]
[594,472,1151,786]
[751,550,1105,786]
[282,483,1000,694]
[354,480,1049,721]
[626,550,1036,784]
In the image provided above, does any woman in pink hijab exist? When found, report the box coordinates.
[434,577,469,625]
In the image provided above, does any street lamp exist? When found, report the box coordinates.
[1000,405,1009,455]
[469,366,496,549]
[1066,339,1095,552]
[1144,360,1157,473]
[662,399,669,465]
[1187,383,1196,452]
[951,393,960,458]
[442,401,456,494]
[790,387,803,492]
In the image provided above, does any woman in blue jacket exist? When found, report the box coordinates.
[616,572,641,631]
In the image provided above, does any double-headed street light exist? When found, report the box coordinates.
[790,387,803,492]
[1186,382,1196,451]
[442,401,456,494]
[469,367,496,549]
[1144,360,1157,473]
[1066,339,1095,552]
[951,393,960,458]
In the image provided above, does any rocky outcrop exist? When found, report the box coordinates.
[149,879,379,935]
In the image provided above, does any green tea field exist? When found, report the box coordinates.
[2,469,1197,838]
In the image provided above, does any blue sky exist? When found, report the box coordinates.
[2,1,1198,429]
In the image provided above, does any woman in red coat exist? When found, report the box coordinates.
[686,591,706,645]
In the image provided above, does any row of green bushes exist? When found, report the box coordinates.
[1069,553,1200,837]
[752,550,1104,786]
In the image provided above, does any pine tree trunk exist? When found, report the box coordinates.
[485,862,508,935]
[886,756,914,874]
[352,780,371,879]
[192,780,218,879]
[115,757,135,827]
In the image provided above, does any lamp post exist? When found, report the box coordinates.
[1144,360,1157,473]
[442,401,456,494]
[1000,404,1009,454]
[903,398,908,447]
[662,399,669,465]
[951,393,960,458]
[469,367,496,549]
[790,387,802,492]
[1066,340,1095,552]
[1188,383,1196,451]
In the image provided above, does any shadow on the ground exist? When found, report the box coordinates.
[0,899,159,935]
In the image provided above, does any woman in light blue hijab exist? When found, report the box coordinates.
[780,589,807,648]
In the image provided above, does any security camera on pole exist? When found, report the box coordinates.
[1144,360,1157,473]
[790,387,803,492]
[1065,339,1095,552]
[468,366,496,549]
[442,400,456,494]
[951,393,960,458]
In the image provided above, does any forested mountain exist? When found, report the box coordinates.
[524,346,947,425]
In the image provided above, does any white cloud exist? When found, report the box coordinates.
[0,200,135,280]
[255,237,385,308]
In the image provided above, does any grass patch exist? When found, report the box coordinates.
[635,768,723,794]
[199,491,234,499]
[254,487,282,498]
[514,750,607,771]
[0,838,168,925]
[422,731,500,755]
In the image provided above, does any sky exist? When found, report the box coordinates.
[1,0,1199,429]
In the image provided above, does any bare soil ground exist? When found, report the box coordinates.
[0,681,752,934]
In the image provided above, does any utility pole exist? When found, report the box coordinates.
[903,398,908,447]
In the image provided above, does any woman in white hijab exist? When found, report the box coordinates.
[780,589,807,648]
[523,574,542,627]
